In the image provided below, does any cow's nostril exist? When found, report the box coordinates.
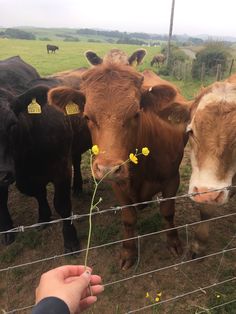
[215,191,224,203]
[193,186,198,193]
[114,165,122,174]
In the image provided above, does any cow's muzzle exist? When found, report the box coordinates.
[93,159,128,181]
[191,186,228,205]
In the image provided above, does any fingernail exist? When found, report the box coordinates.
[84,270,91,276]
[89,296,97,303]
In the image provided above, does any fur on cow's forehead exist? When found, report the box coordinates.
[81,63,143,92]
[192,82,236,115]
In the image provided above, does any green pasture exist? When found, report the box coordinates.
[0,38,160,76]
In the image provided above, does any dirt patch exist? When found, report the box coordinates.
[0,148,235,314]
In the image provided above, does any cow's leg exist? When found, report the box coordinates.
[53,175,80,252]
[190,204,213,258]
[72,154,83,196]
[0,186,14,245]
[112,183,137,270]
[35,186,52,223]
[160,174,182,256]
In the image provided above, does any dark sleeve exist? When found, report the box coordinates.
[32,297,70,314]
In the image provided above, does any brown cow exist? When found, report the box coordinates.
[48,58,189,269]
[150,54,166,67]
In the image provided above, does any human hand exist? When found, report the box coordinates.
[35,265,103,313]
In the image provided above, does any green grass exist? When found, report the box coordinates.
[0,38,161,76]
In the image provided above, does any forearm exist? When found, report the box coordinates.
[32,297,70,314]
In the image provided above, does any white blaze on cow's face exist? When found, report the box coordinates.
[188,82,236,204]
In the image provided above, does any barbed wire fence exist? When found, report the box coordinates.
[0,186,235,313]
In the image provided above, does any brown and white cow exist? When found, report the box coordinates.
[188,77,236,204]
[187,77,236,256]
[49,56,190,269]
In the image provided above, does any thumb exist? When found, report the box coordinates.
[70,270,91,295]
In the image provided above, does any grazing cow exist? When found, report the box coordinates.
[0,85,80,251]
[47,44,59,54]
[49,57,190,269]
[29,67,92,195]
[187,76,236,256]
[150,54,166,67]
[0,56,40,244]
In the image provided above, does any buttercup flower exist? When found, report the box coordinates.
[142,147,150,156]
[157,292,162,297]
[145,292,150,298]
[155,297,160,302]
[91,145,99,155]
[129,153,138,164]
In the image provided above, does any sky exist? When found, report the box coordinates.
[0,0,236,38]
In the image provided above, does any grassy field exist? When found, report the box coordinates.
[0,38,235,313]
[0,38,161,76]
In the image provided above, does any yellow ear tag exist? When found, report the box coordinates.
[65,102,80,115]
[27,98,42,114]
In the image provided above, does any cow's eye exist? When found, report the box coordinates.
[84,114,90,121]
[186,125,193,135]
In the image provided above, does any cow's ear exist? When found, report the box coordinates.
[128,49,147,66]
[85,51,103,66]
[48,86,85,115]
[11,85,49,116]
[141,85,190,123]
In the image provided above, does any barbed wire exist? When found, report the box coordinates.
[0,211,235,274]
[0,185,234,236]
[1,187,235,313]
[125,277,236,313]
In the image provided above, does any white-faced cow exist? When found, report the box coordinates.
[49,50,190,269]
[187,76,236,256]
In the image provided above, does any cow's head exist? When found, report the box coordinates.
[0,85,49,186]
[188,82,236,204]
[49,64,189,182]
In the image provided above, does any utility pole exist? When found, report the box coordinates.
[166,0,175,67]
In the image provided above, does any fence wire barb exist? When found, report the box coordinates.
[0,185,235,236]
[0,212,235,274]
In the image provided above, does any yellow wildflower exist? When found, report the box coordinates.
[91,145,99,155]
[145,292,150,298]
[129,153,138,164]
[216,294,221,298]
[157,292,162,297]
[142,147,150,156]
[155,297,160,302]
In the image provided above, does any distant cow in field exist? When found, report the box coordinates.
[49,51,190,269]
[150,54,166,66]
[47,44,59,53]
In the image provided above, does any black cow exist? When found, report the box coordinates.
[29,72,92,196]
[47,44,59,54]
[0,56,40,244]
[0,56,40,93]
[0,85,79,251]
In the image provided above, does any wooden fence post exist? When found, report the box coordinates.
[216,64,222,81]
[200,63,205,83]
[229,59,234,76]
